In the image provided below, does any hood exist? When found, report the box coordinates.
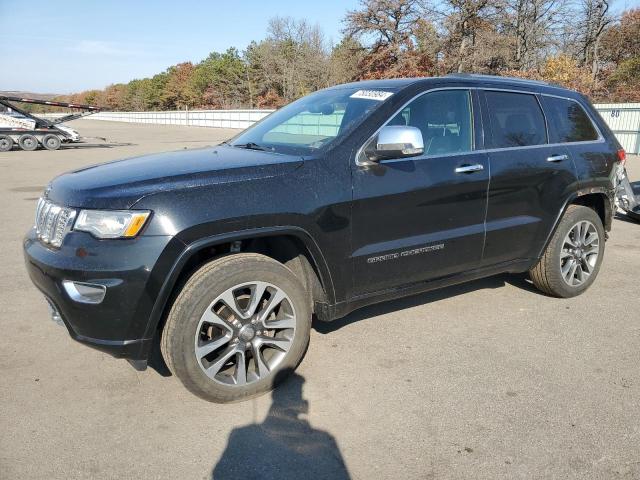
[47,145,304,209]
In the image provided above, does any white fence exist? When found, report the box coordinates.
[35,103,640,154]
[594,103,640,155]
[87,109,274,130]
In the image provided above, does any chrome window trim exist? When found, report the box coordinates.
[355,86,605,167]
[369,149,482,165]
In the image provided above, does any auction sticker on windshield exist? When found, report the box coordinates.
[350,90,394,101]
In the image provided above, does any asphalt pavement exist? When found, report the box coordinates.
[1,120,639,479]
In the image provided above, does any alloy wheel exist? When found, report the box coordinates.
[194,281,296,386]
[560,220,600,287]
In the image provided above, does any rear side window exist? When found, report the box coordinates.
[541,96,599,143]
[484,91,547,148]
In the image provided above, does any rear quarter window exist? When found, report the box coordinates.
[484,91,547,148]
[540,96,599,143]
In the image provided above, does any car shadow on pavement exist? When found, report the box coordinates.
[615,212,640,224]
[315,273,536,334]
[211,369,351,480]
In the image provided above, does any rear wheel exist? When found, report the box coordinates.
[0,135,13,152]
[161,253,311,403]
[18,134,39,151]
[530,205,605,297]
[42,134,61,150]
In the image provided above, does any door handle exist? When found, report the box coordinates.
[455,164,484,174]
[546,154,568,162]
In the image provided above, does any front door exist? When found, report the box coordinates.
[351,89,489,297]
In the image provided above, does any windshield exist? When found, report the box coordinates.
[229,87,396,155]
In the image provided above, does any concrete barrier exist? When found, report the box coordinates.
[87,109,274,129]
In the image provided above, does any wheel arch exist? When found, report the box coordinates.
[536,188,613,261]
[570,191,612,231]
[141,226,334,351]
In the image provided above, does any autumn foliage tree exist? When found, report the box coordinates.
[162,62,198,109]
[49,2,640,111]
[344,0,438,78]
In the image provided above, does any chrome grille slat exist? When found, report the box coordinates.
[39,200,50,233]
[46,206,61,242]
[35,198,45,234]
[42,205,56,242]
[39,202,52,237]
[34,197,76,248]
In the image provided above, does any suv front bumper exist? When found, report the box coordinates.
[23,228,174,361]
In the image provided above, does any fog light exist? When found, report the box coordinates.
[62,280,106,304]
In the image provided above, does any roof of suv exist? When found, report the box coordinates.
[332,74,575,97]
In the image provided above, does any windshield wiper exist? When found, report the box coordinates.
[233,142,270,151]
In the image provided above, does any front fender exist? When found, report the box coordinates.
[136,225,334,359]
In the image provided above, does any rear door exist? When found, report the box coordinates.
[351,88,489,296]
[479,89,578,265]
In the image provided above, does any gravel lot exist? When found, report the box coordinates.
[1,120,639,480]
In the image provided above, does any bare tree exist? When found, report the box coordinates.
[246,17,331,103]
[439,0,499,72]
[576,0,612,79]
[505,0,565,70]
[343,0,439,77]
[344,0,426,47]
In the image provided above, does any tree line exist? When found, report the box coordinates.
[52,1,640,111]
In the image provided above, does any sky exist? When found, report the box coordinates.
[0,0,360,94]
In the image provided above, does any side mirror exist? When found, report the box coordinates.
[371,125,424,161]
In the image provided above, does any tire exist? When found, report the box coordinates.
[0,135,13,152]
[42,134,61,150]
[161,253,311,403]
[18,134,39,151]
[530,205,605,298]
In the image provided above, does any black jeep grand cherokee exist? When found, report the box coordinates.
[24,75,624,403]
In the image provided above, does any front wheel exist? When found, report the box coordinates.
[161,253,311,403]
[530,205,605,298]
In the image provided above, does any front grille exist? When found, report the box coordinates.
[35,198,76,248]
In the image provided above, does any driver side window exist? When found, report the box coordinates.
[389,90,474,156]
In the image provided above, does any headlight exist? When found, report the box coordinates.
[74,210,150,239]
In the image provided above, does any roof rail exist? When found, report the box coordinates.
[445,73,556,87]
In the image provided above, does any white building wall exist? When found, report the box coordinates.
[594,103,640,154]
